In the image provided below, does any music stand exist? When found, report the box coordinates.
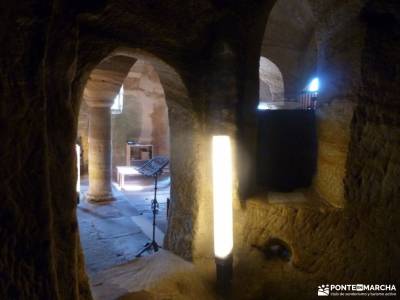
[136,156,169,257]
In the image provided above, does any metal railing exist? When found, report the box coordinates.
[298,91,318,109]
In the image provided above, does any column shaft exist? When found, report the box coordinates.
[86,106,114,201]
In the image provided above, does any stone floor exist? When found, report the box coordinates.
[77,174,218,300]
[77,174,170,275]
[90,250,216,300]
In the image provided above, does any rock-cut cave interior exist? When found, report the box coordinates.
[1,0,399,299]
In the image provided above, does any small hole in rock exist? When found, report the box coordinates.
[262,238,292,261]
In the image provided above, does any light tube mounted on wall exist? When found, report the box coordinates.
[212,135,233,259]
[76,144,81,193]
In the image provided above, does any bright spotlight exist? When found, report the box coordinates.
[308,77,319,92]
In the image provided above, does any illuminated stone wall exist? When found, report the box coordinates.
[311,0,364,208]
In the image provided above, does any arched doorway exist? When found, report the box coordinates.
[75,49,200,277]
[259,56,284,102]
[258,56,285,109]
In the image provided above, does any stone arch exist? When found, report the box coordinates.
[259,56,285,103]
[261,0,317,99]
[78,47,202,259]
[78,55,136,198]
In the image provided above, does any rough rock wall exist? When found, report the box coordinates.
[346,0,400,277]
[235,1,400,299]
[311,0,364,207]
[0,1,91,299]
[313,100,354,207]
[259,80,273,102]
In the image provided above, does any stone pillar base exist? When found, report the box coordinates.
[85,192,115,203]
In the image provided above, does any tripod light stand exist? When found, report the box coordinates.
[135,156,169,257]
[136,172,162,256]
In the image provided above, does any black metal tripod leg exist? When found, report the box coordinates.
[136,241,161,257]
[136,243,152,257]
[152,241,161,252]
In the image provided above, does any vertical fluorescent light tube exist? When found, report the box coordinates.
[212,135,233,259]
[76,144,81,193]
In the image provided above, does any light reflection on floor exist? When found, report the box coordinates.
[77,174,170,275]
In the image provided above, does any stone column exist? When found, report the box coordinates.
[86,98,114,202]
